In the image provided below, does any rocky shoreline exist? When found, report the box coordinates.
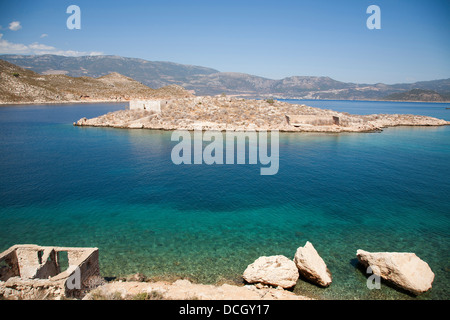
[0,242,436,300]
[0,99,127,106]
[83,279,312,300]
[85,242,435,300]
[74,96,450,133]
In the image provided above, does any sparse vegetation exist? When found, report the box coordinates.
[132,291,165,300]
[88,289,166,300]
[90,291,123,300]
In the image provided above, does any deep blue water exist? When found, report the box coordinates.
[0,100,449,300]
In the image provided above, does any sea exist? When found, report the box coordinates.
[0,99,449,300]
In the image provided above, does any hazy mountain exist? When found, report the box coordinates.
[382,89,449,102]
[1,54,449,101]
[0,54,219,89]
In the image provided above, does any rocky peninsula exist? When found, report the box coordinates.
[75,96,450,133]
[0,59,193,104]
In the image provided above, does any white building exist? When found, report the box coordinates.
[129,100,170,113]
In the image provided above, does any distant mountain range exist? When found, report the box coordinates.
[382,89,449,102]
[1,54,450,101]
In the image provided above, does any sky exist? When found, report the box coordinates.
[0,0,449,84]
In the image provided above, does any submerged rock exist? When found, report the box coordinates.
[243,255,299,289]
[356,249,435,295]
[294,242,332,287]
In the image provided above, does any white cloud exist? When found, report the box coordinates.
[8,21,22,31]
[0,34,29,54]
[29,43,55,51]
[0,35,103,57]
[40,34,48,38]
[87,51,103,56]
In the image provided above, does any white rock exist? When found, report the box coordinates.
[294,241,332,287]
[356,249,435,295]
[243,255,299,289]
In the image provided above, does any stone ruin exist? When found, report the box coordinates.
[286,114,341,127]
[0,244,101,300]
[128,100,170,112]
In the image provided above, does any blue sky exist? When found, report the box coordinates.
[0,0,449,84]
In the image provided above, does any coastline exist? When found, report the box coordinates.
[2,97,450,106]
[0,99,127,106]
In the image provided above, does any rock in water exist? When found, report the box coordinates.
[294,241,332,287]
[356,250,435,295]
[243,255,299,289]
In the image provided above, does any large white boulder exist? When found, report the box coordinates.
[294,241,332,287]
[356,249,435,295]
[243,255,299,289]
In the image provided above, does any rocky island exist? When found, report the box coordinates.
[75,96,450,133]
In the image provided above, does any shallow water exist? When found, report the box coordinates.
[0,100,449,300]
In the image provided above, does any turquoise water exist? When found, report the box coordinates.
[0,101,449,300]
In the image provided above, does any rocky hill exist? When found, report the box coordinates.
[0,59,193,104]
[382,89,449,102]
